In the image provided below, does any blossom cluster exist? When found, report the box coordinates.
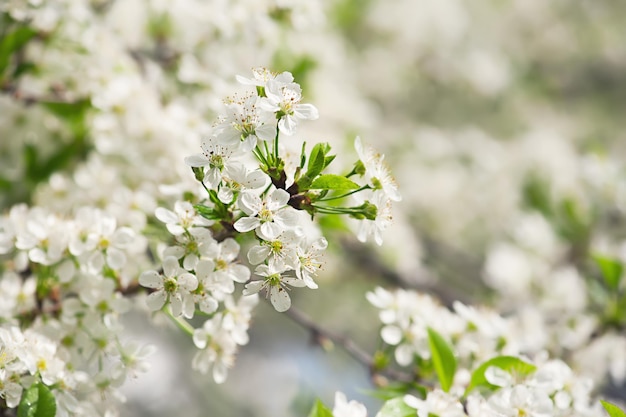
[0,205,153,415]
[359,287,610,417]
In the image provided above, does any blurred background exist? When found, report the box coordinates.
[2,0,626,415]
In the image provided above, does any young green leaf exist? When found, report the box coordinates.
[306,143,329,179]
[307,399,334,417]
[465,356,537,395]
[601,400,626,417]
[375,397,415,417]
[427,327,457,393]
[593,254,624,291]
[17,382,57,417]
[310,174,360,191]
[0,25,37,76]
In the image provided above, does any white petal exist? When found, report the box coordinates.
[270,287,291,312]
[278,115,297,136]
[178,273,199,291]
[204,167,222,189]
[234,216,260,233]
[381,325,403,345]
[139,270,162,288]
[258,221,282,240]
[193,329,208,349]
[106,247,126,269]
[199,296,218,314]
[155,207,178,224]
[220,238,240,261]
[183,253,199,271]
[228,264,250,283]
[294,103,319,120]
[218,187,234,204]
[112,227,135,246]
[255,123,277,142]
[244,170,270,190]
[243,280,264,295]
[146,291,167,311]
[184,154,209,167]
[195,259,215,281]
[213,361,228,384]
[395,344,413,366]
[282,277,307,288]
[182,295,196,319]
[163,246,185,259]
[269,188,290,207]
[162,256,180,277]
[247,245,270,264]
[238,192,261,215]
[169,295,183,317]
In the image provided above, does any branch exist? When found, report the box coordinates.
[282,304,429,387]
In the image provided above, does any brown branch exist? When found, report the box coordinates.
[281,304,430,387]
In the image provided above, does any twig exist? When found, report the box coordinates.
[282,304,428,387]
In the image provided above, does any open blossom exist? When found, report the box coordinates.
[217,163,269,204]
[155,201,213,236]
[291,236,327,289]
[215,94,277,151]
[139,256,198,318]
[192,315,237,384]
[243,264,306,312]
[354,136,401,202]
[354,190,393,246]
[184,136,244,189]
[333,392,368,417]
[235,67,294,88]
[234,188,299,240]
[259,77,318,136]
[405,391,467,417]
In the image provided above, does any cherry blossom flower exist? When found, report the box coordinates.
[139,256,198,318]
[243,264,305,312]
[215,94,277,151]
[192,315,237,384]
[259,78,319,136]
[354,136,401,202]
[234,188,299,240]
[333,392,368,417]
[184,136,244,189]
[155,201,213,236]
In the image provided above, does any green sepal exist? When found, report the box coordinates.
[427,327,456,393]
[17,382,57,417]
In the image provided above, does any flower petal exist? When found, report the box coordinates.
[146,291,167,311]
[270,287,291,312]
[234,216,260,233]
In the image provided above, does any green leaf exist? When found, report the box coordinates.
[194,204,221,220]
[375,397,415,417]
[601,400,626,417]
[465,356,537,395]
[307,143,330,178]
[17,382,57,417]
[0,25,37,76]
[593,254,624,290]
[310,174,360,191]
[427,327,456,393]
[307,399,333,417]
